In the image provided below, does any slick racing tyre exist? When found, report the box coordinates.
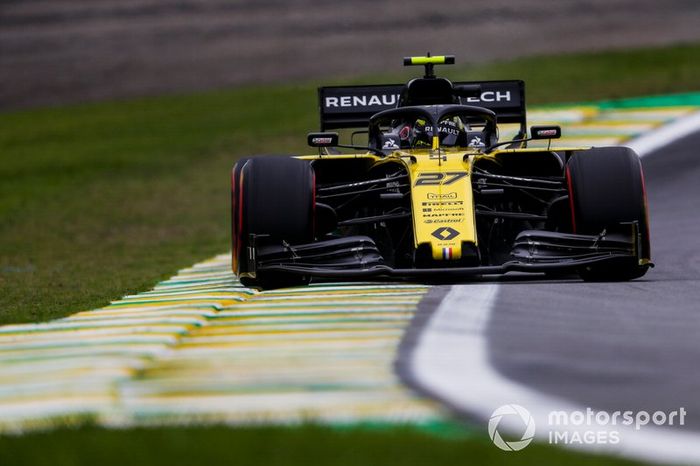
[231,156,315,289]
[565,147,650,281]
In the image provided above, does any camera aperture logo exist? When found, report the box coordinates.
[488,404,536,451]
[488,404,687,452]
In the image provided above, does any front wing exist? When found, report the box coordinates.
[244,223,647,281]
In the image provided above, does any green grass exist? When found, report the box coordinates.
[0,86,316,323]
[0,425,643,466]
[1,42,699,466]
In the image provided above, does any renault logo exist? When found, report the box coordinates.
[431,227,460,241]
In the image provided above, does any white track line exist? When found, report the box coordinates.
[408,110,700,464]
[627,111,700,156]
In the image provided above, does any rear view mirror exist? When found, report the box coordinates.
[530,125,562,140]
[307,132,339,147]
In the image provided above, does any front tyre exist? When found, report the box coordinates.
[566,147,651,281]
[231,156,315,289]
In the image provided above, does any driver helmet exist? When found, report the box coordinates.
[412,116,468,147]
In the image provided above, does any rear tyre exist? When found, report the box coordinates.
[231,156,315,289]
[566,147,650,281]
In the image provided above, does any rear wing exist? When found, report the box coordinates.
[319,80,526,133]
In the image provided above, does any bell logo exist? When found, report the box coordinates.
[431,227,460,241]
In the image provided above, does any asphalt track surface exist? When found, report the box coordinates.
[485,129,700,430]
[3,0,700,109]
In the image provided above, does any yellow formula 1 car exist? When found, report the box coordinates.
[231,55,651,288]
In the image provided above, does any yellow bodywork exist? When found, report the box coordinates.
[299,145,589,263]
[300,147,479,262]
[404,149,476,261]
